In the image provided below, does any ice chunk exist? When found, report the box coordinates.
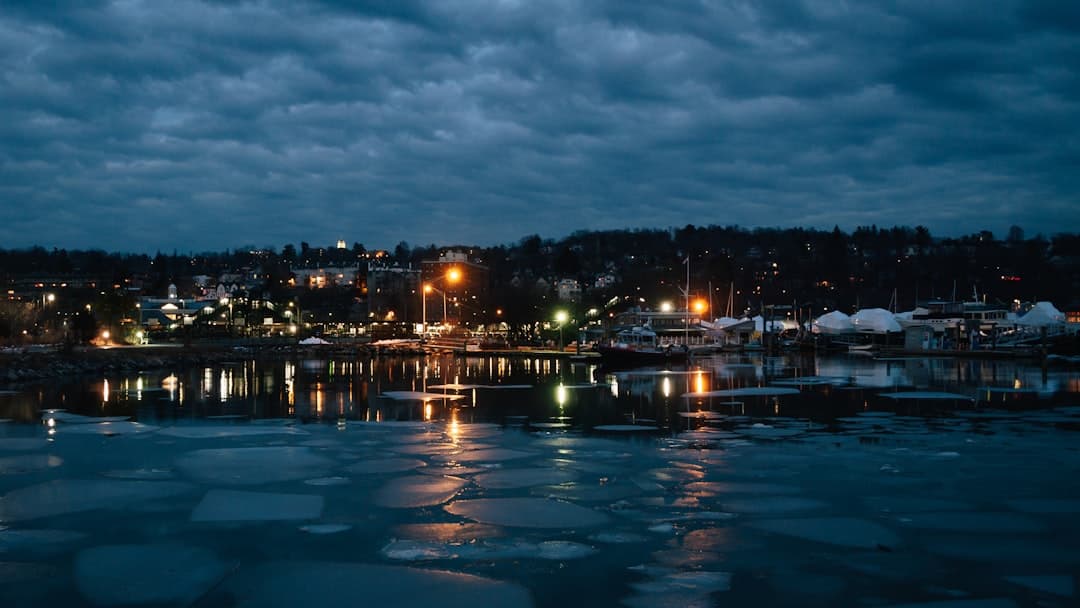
[750,517,900,549]
[446,497,609,528]
[419,465,485,477]
[56,421,159,435]
[631,570,732,594]
[304,476,350,487]
[220,561,532,607]
[588,531,649,544]
[300,524,352,535]
[74,544,228,606]
[0,479,194,522]
[101,468,175,480]
[684,481,801,495]
[474,468,579,489]
[438,448,534,463]
[158,425,306,438]
[381,538,595,562]
[374,475,468,508]
[0,438,48,451]
[0,453,62,475]
[720,497,828,514]
[176,447,334,485]
[42,412,130,424]
[392,523,503,543]
[1003,575,1074,597]
[344,458,427,475]
[896,512,1044,533]
[191,489,323,522]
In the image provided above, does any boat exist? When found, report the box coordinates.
[596,327,689,368]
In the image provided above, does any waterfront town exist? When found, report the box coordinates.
[2,225,1078,363]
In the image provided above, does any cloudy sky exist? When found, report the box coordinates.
[2,1,1077,253]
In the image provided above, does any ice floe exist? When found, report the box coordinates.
[374,475,468,508]
[749,517,900,549]
[0,453,62,474]
[55,421,159,435]
[303,476,351,487]
[74,544,228,606]
[474,467,579,489]
[381,538,596,561]
[190,489,324,522]
[438,448,533,463]
[300,524,352,535]
[157,425,307,438]
[1003,574,1074,597]
[446,497,609,528]
[0,479,194,522]
[220,561,532,607]
[176,447,334,485]
[343,457,427,475]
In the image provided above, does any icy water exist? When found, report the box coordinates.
[1,353,1079,607]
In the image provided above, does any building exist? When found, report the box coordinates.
[420,250,490,327]
[366,264,420,322]
[556,279,581,302]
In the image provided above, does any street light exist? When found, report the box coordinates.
[422,268,461,337]
[555,310,569,351]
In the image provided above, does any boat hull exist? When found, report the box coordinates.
[596,345,689,369]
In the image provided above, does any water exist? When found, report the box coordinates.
[1,353,1078,606]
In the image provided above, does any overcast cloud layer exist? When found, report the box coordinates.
[1,0,1078,252]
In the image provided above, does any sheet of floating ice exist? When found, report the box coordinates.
[879,391,975,401]
[474,468,579,489]
[642,467,705,483]
[158,425,306,438]
[381,391,466,401]
[685,481,801,495]
[864,497,973,513]
[74,544,228,606]
[298,439,342,448]
[224,561,532,608]
[102,468,174,480]
[530,422,571,429]
[878,600,1018,608]
[446,497,609,528]
[589,531,649,544]
[0,438,48,451]
[593,425,659,432]
[648,523,676,534]
[191,489,323,522]
[419,465,485,477]
[300,524,352,535]
[0,479,193,522]
[56,421,159,435]
[926,536,1080,565]
[683,387,800,398]
[344,458,427,475]
[896,512,1044,533]
[0,453,62,474]
[736,424,805,439]
[720,497,827,514]
[1006,498,1080,513]
[660,511,738,522]
[304,476,350,486]
[389,443,461,456]
[42,411,130,424]
[750,517,900,549]
[381,538,595,561]
[1003,575,1074,597]
[0,529,85,551]
[393,523,503,543]
[439,448,533,463]
[427,383,480,390]
[374,475,468,508]
[534,482,643,502]
[176,447,333,485]
[631,571,732,595]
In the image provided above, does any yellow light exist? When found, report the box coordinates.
[46,293,55,303]
[555,310,569,323]
[660,301,674,312]
[101,330,110,340]
[556,383,567,407]
[447,268,462,283]
[424,284,433,293]
[693,299,708,313]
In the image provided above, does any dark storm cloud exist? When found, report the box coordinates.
[1,0,1077,252]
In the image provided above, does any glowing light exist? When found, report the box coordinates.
[424,403,433,421]
[660,301,674,312]
[447,268,462,283]
[101,330,110,341]
[102,379,110,403]
[556,383,567,407]
[662,377,671,398]
[693,299,708,313]
[694,371,706,394]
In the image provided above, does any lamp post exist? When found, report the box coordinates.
[555,310,569,351]
[421,267,461,337]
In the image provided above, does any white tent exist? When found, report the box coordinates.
[1016,301,1066,327]
[714,316,747,329]
[299,336,331,345]
[812,310,854,335]
[851,308,902,333]
[753,315,799,333]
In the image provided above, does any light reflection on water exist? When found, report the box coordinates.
[0,353,1077,426]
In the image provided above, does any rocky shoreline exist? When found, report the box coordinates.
[0,343,429,386]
